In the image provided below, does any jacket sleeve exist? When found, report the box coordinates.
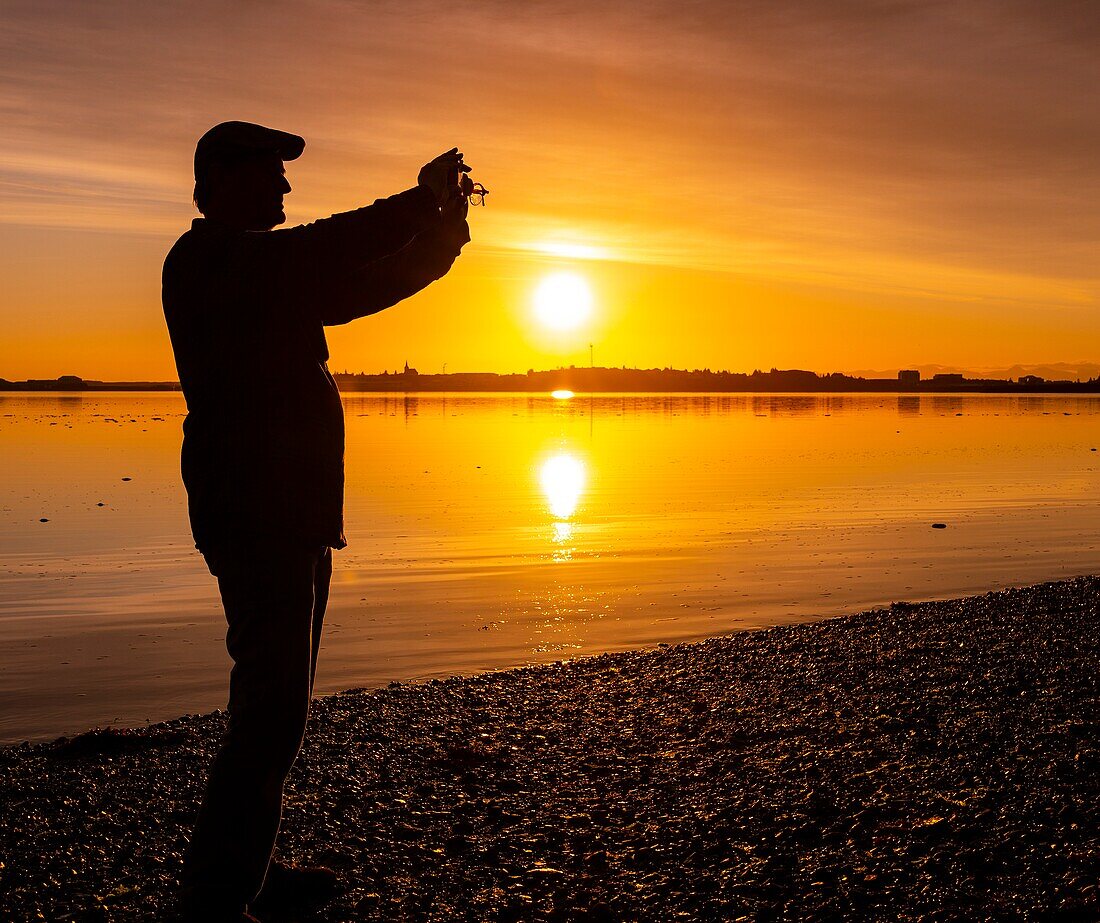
[267,185,440,282]
[319,214,471,326]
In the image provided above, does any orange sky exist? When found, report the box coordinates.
[1,0,1098,380]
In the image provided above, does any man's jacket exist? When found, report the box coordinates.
[162,186,467,554]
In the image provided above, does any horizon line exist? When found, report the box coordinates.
[4,363,1099,388]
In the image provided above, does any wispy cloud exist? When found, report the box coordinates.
[0,0,1097,304]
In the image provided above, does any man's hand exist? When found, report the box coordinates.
[440,191,471,251]
[418,148,470,207]
[442,190,469,222]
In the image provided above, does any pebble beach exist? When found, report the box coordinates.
[1,577,1097,921]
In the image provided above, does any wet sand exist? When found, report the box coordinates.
[1,577,1098,921]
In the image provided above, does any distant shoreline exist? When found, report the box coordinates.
[0,381,182,392]
[4,368,1100,395]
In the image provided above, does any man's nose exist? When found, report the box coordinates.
[279,176,292,195]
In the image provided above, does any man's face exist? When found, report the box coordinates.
[211,151,292,230]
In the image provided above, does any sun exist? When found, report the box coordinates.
[533,271,593,331]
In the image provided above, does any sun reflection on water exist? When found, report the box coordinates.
[551,521,574,544]
[539,452,587,562]
[540,453,586,519]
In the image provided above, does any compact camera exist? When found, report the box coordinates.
[449,164,488,206]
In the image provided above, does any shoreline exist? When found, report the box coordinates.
[1,577,1098,919]
[6,385,1100,394]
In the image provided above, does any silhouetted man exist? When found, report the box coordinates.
[162,121,470,922]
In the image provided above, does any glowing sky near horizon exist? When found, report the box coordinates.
[0,0,1098,380]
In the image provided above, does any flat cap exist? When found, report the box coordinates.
[194,121,305,177]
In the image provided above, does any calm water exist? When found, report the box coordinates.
[2,391,1099,743]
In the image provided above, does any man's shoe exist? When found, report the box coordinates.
[182,910,259,923]
[180,889,260,923]
[250,859,342,913]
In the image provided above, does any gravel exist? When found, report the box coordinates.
[1,577,1098,921]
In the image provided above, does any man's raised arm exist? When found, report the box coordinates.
[319,198,470,326]
[268,149,468,279]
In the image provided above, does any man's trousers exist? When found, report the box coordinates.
[180,543,332,915]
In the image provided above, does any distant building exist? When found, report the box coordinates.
[1019,374,1044,385]
[931,373,965,384]
[898,369,920,387]
[402,360,418,376]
